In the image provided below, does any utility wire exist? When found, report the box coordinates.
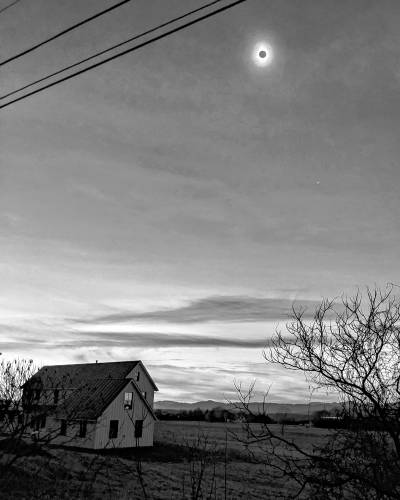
[0,0,224,101]
[0,0,23,16]
[0,0,132,67]
[0,0,247,110]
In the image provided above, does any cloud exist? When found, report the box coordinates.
[81,331,275,349]
[147,362,323,403]
[46,331,270,349]
[0,334,333,403]
[0,212,23,228]
[76,295,323,326]
[0,340,47,351]
[69,183,114,204]
[0,331,272,351]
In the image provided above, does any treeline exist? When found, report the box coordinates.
[155,407,354,427]
[312,411,399,430]
[155,408,276,423]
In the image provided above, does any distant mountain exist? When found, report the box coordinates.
[154,400,220,411]
[154,400,340,414]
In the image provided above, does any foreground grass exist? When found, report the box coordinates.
[0,422,332,499]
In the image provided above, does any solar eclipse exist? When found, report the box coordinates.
[252,42,273,67]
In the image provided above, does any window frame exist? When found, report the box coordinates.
[53,389,59,405]
[109,419,118,439]
[79,420,87,438]
[135,419,143,438]
[60,419,67,436]
[40,414,46,428]
[124,392,133,410]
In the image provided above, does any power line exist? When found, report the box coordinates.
[0,0,132,68]
[0,0,23,16]
[0,0,247,111]
[0,0,224,101]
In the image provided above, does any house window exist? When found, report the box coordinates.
[79,420,87,438]
[124,392,133,410]
[40,415,46,428]
[53,389,59,405]
[60,419,67,436]
[142,391,147,400]
[32,417,40,431]
[135,419,143,438]
[109,420,118,439]
[136,371,140,382]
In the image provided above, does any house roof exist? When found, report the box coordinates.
[32,361,140,388]
[56,378,130,420]
[30,360,158,391]
[55,378,157,420]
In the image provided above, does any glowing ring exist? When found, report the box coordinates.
[252,42,273,67]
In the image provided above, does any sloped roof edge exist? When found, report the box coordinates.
[136,360,158,391]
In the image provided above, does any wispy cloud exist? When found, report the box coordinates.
[0,212,23,228]
[0,331,273,351]
[76,295,323,325]
[147,362,320,403]
[81,331,274,349]
[69,183,114,204]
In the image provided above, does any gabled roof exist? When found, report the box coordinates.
[31,360,158,391]
[55,378,157,420]
[32,361,140,389]
[56,378,130,420]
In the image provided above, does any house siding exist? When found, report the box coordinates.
[43,417,97,449]
[94,381,155,449]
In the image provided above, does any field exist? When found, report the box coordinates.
[0,421,332,499]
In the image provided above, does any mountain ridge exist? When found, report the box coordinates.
[154,399,340,414]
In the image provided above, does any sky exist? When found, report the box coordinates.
[1,0,400,403]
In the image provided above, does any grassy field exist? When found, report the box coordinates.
[0,421,332,499]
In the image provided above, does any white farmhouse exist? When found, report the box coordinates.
[23,360,158,449]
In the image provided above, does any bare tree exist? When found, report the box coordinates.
[0,358,105,495]
[0,359,38,455]
[237,286,400,499]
